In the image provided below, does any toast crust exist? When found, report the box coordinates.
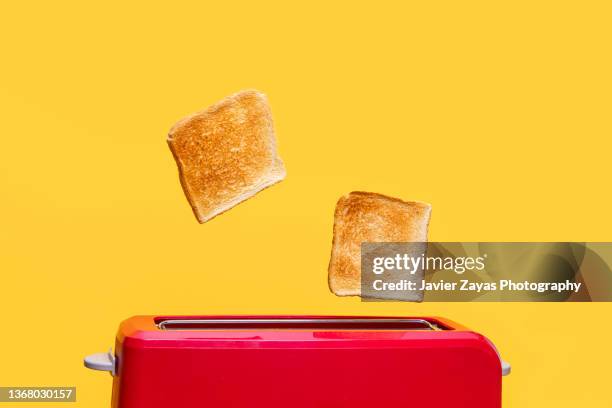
[328,191,431,296]
[168,90,285,223]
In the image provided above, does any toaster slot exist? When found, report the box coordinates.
[156,318,446,331]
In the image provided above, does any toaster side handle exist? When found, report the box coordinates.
[501,360,511,376]
[84,349,116,376]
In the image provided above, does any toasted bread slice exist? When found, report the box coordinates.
[168,90,285,223]
[328,192,431,297]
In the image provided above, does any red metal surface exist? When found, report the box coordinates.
[110,316,502,407]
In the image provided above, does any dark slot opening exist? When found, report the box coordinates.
[154,317,448,331]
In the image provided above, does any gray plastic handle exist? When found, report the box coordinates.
[84,349,116,376]
[501,359,511,376]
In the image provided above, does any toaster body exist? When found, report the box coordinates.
[85,316,510,407]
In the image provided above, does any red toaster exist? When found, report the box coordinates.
[85,315,510,407]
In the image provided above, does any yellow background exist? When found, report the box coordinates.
[1,1,610,406]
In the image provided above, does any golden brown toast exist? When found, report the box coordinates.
[168,90,285,223]
[328,192,431,296]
